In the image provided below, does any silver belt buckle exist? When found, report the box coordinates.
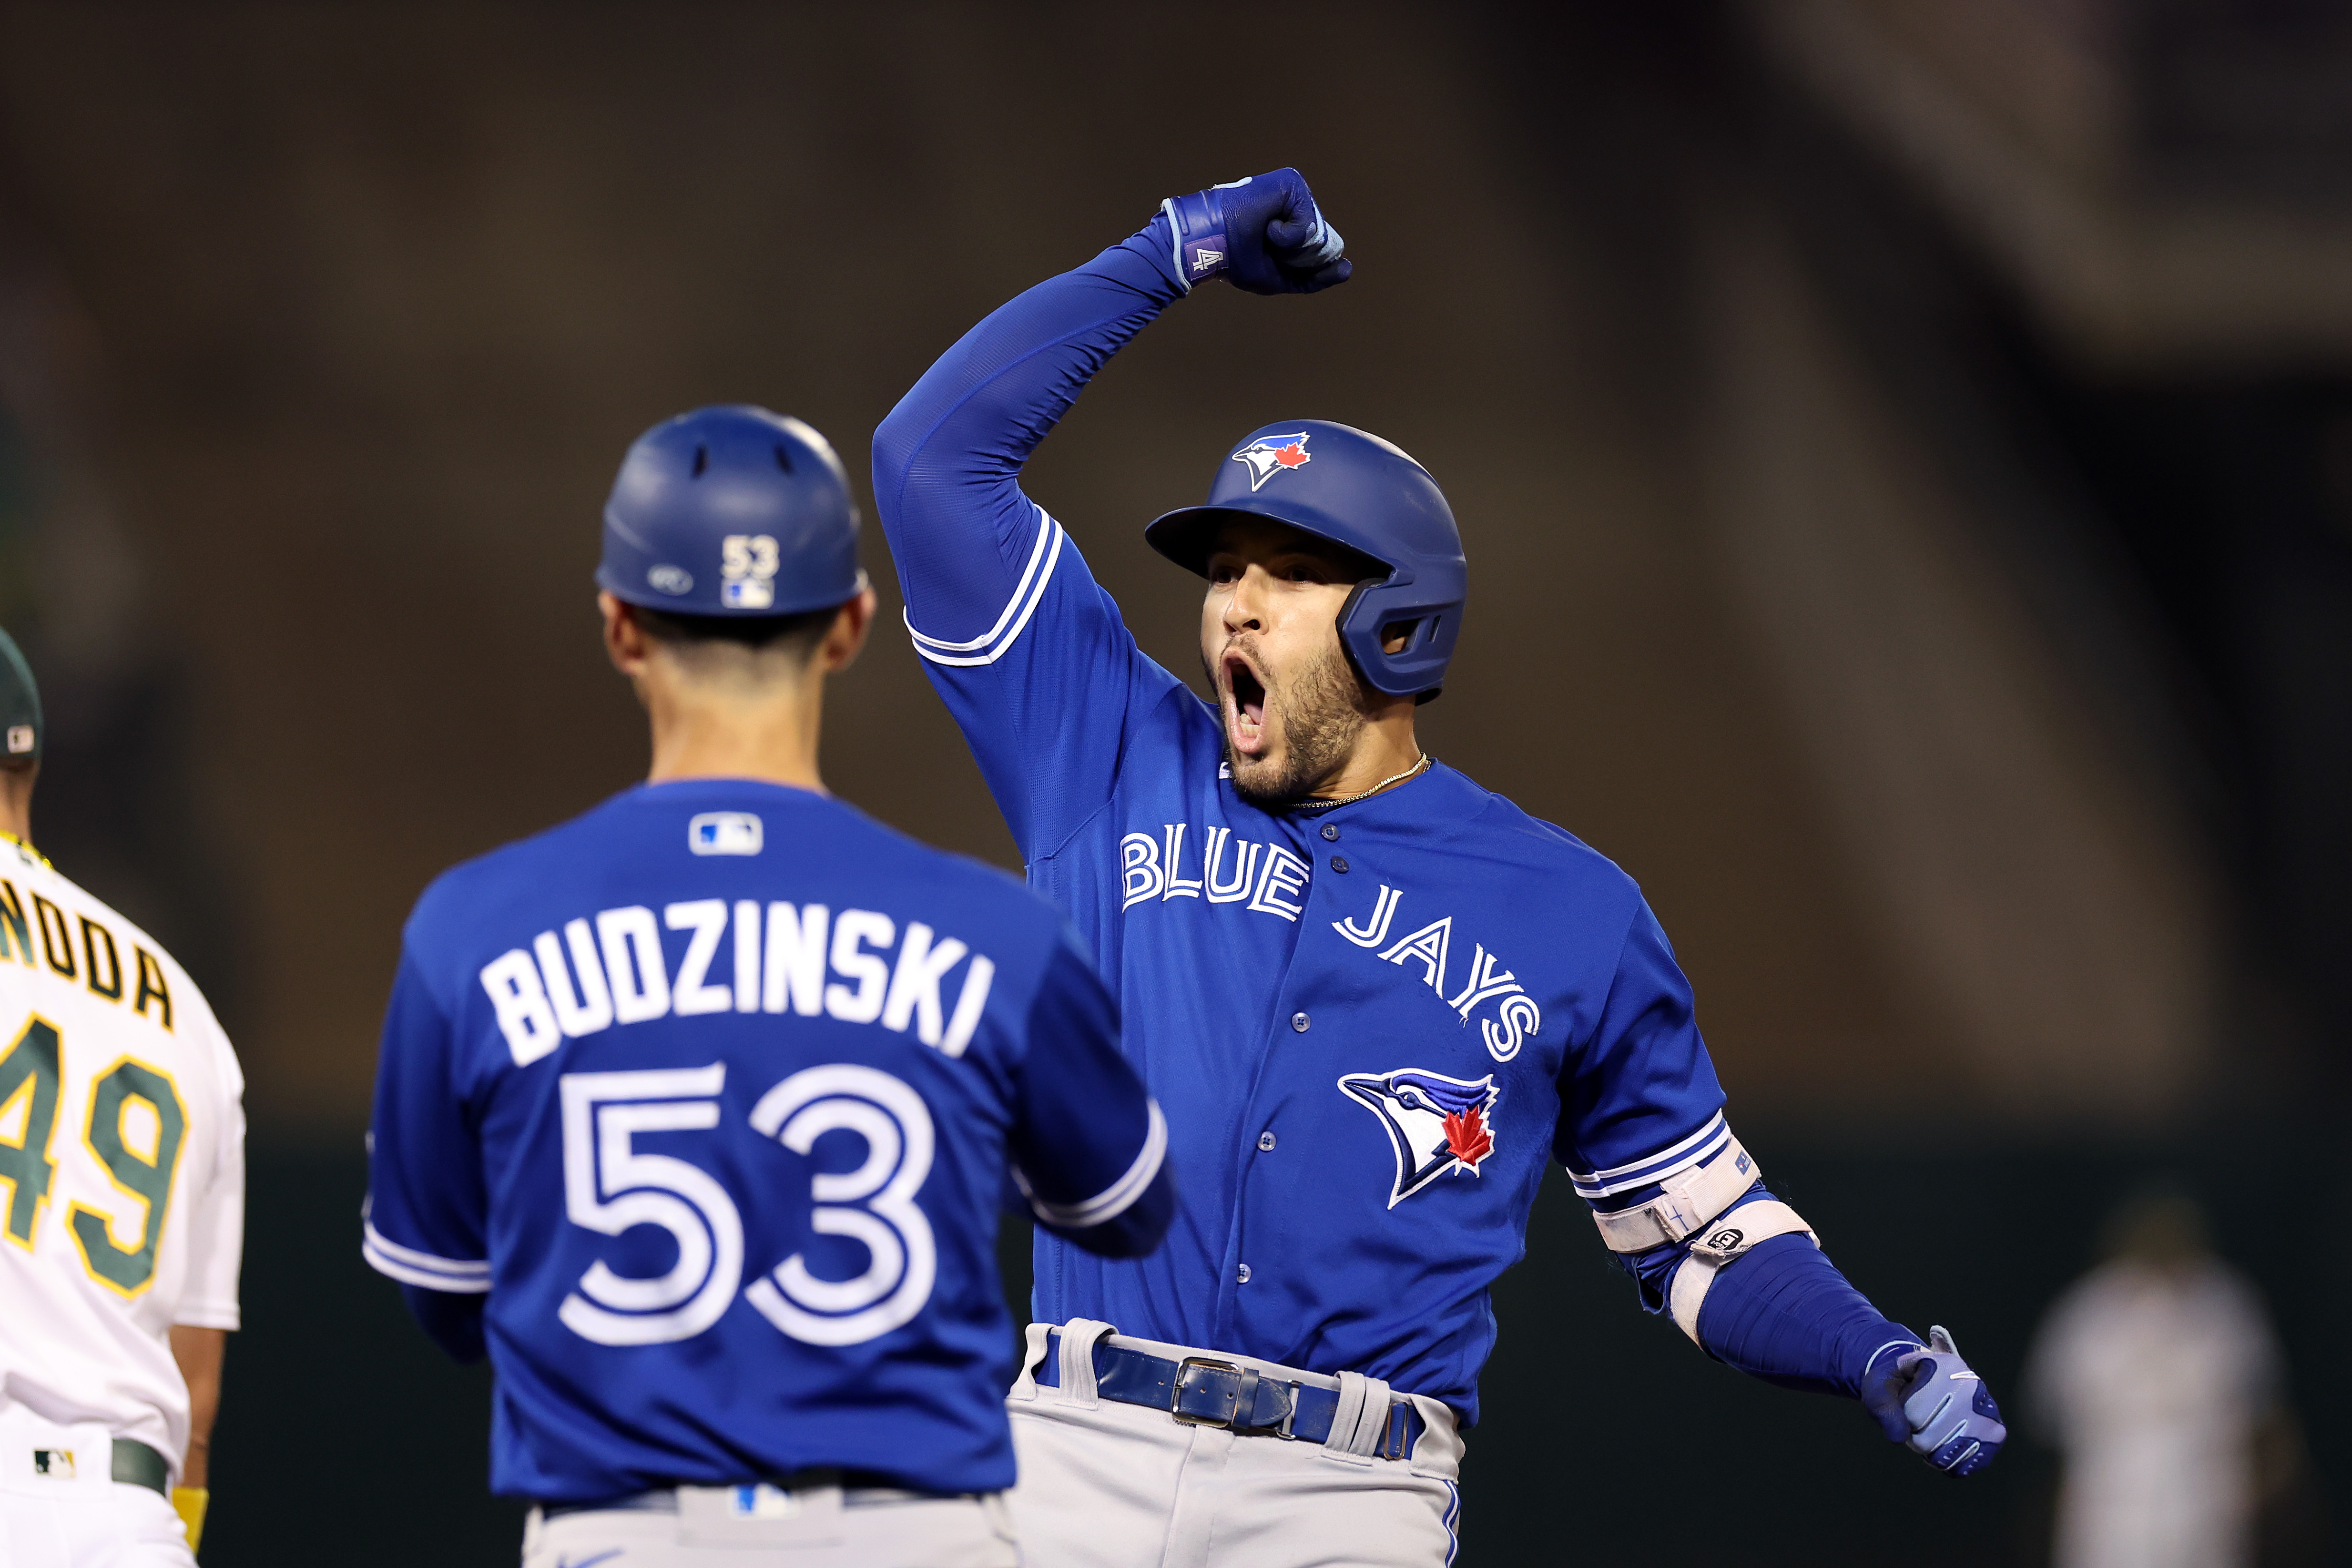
[1171,1356,1241,1427]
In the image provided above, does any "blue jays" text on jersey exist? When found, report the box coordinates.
[364,779,1166,1499]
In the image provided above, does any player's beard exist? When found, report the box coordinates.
[1212,636,1374,808]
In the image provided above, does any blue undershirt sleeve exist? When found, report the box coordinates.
[400,1283,486,1364]
[872,218,1192,859]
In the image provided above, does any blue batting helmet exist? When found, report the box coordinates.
[1145,420,1466,700]
[598,405,866,617]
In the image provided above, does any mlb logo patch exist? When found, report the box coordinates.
[729,1483,800,1519]
[5,725,30,754]
[688,812,763,856]
[32,1448,75,1478]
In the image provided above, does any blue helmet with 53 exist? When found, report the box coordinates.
[598,405,866,618]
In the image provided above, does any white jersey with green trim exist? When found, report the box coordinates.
[0,834,244,1479]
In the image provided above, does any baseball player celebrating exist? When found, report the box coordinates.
[871,171,2006,1565]
[363,408,1174,1568]
[0,627,244,1565]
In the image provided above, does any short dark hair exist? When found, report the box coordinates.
[632,602,840,661]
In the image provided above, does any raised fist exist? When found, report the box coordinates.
[1161,168,1351,295]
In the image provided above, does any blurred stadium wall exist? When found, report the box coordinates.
[0,3,2341,1563]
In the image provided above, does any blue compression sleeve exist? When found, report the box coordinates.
[872,215,1183,649]
[873,213,1195,858]
[400,1282,486,1364]
[1615,1182,1920,1397]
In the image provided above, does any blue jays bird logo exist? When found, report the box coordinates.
[1337,1068,1499,1208]
[1229,433,1312,491]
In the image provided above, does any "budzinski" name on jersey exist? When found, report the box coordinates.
[478,901,996,1069]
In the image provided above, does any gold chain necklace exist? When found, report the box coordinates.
[1306,751,1430,811]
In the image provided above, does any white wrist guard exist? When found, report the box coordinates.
[1666,1200,1818,1343]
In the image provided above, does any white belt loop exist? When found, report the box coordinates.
[1055,1319,1117,1408]
[1008,1323,1054,1403]
[1327,1371,1394,1460]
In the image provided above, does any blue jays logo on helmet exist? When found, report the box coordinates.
[1228,432,1312,491]
[1337,1068,1499,1209]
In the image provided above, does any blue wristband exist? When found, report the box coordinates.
[1160,188,1231,292]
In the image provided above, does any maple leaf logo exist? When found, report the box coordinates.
[1442,1107,1492,1169]
[1272,441,1309,469]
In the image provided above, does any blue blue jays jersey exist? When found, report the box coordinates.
[363,779,1168,1500]
[874,230,1729,1425]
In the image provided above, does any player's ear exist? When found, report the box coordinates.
[600,592,651,677]
[818,587,879,674]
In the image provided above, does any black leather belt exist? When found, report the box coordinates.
[1035,1330,1425,1461]
[108,1439,168,1495]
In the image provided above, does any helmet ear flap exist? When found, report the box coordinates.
[1335,578,1381,691]
[1336,579,1454,702]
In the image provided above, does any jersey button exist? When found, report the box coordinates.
[1236,1263,1252,1284]
[1291,1012,1310,1032]
[1320,824,1340,842]
[1258,1130,1277,1152]
[1330,855,1349,874]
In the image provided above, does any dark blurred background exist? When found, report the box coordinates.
[0,2,2345,1563]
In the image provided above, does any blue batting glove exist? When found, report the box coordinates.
[1862,1325,2006,1476]
[1161,168,1351,295]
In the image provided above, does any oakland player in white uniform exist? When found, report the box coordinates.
[0,628,245,1566]
[364,410,1173,1568]
[873,173,2009,1565]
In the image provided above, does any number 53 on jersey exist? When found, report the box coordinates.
[556,1060,936,1349]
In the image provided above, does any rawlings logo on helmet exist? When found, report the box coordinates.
[1229,433,1312,491]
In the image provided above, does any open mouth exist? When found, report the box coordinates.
[1224,653,1268,755]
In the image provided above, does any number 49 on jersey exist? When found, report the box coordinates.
[0,1014,189,1295]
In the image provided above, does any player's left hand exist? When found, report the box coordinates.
[1861,1324,2006,1476]
[1165,168,1351,295]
